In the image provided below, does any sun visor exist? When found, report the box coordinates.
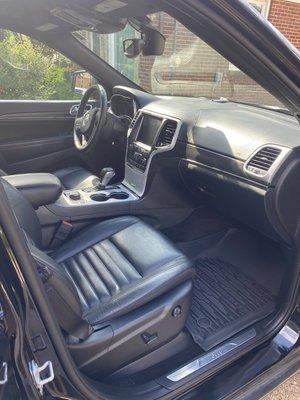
[51,7,127,33]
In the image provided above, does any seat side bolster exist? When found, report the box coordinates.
[30,245,91,339]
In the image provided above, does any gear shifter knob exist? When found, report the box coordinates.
[98,167,115,189]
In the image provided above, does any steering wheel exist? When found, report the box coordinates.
[74,84,107,151]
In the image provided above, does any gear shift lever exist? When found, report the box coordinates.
[97,167,116,190]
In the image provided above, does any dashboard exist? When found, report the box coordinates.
[111,85,300,244]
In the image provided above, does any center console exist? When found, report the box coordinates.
[63,184,137,206]
[124,110,181,196]
[45,110,180,219]
[3,173,62,208]
[35,109,182,248]
[127,114,163,172]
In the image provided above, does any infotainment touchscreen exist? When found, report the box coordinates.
[137,115,163,147]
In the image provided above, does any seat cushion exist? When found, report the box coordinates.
[54,166,99,190]
[52,216,194,325]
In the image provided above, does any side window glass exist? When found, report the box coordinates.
[0,29,82,100]
[73,71,96,96]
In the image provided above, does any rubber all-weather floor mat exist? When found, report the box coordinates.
[186,258,276,351]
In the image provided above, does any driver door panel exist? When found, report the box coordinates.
[0,100,82,174]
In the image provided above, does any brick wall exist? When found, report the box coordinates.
[136,2,299,104]
[268,0,300,48]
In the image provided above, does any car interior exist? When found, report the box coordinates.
[0,0,299,399]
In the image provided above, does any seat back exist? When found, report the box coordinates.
[1,179,91,338]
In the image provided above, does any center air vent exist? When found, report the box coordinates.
[156,120,178,147]
[245,146,282,177]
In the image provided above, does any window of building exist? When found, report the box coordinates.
[250,0,271,17]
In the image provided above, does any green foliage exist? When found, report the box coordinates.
[0,30,79,100]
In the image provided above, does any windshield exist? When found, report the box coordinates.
[74,11,285,109]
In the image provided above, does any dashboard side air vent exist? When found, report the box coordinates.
[129,112,139,129]
[156,120,178,147]
[245,146,282,177]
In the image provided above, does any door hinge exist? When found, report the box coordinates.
[29,360,54,396]
[0,362,8,385]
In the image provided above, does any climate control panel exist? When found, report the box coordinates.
[127,143,150,172]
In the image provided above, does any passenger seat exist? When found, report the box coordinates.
[2,179,194,376]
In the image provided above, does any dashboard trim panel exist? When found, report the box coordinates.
[181,158,267,190]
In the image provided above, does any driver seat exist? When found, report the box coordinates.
[0,162,98,190]
[53,166,99,190]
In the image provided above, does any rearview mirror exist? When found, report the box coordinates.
[142,26,165,56]
[123,27,165,58]
[123,38,145,58]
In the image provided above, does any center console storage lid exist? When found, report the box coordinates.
[3,173,62,208]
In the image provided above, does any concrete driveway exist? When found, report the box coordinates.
[263,371,300,399]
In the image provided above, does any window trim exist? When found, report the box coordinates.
[230,1,271,71]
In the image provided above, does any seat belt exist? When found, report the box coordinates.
[50,220,73,249]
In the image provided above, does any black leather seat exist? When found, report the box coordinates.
[0,163,97,190]
[53,166,99,190]
[52,216,193,326]
[2,179,194,375]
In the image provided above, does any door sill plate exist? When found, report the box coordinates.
[167,329,256,382]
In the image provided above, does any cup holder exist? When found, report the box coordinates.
[111,192,129,200]
[91,194,109,202]
[91,192,129,202]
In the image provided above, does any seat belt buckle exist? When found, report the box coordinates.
[50,220,73,248]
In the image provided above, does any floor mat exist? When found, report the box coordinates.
[186,258,276,351]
